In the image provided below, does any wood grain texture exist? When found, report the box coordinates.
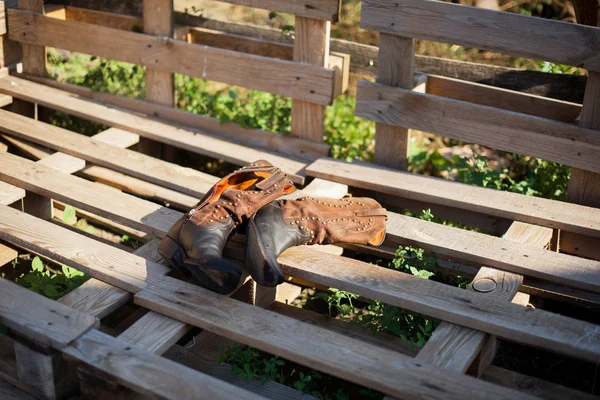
[117,312,189,355]
[360,0,600,71]
[0,242,17,267]
[0,152,182,237]
[0,277,98,349]
[92,127,140,148]
[37,151,85,174]
[58,279,130,319]
[277,246,600,363]
[0,76,309,184]
[17,0,45,76]
[8,10,335,105]
[384,212,600,294]
[0,108,219,198]
[0,379,35,400]
[356,81,600,173]
[143,0,174,107]
[22,74,330,162]
[374,33,414,170]
[64,330,267,400]
[0,205,169,293]
[135,276,536,400]
[0,181,25,205]
[290,17,330,143]
[426,74,582,123]
[416,223,552,372]
[210,0,341,21]
[306,158,600,238]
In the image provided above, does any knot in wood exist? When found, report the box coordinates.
[472,277,497,293]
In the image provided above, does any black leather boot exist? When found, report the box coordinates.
[159,160,296,294]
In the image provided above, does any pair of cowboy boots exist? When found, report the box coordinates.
[158,160,388,294]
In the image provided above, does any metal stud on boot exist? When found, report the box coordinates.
[245,197,388,287]
[159,160,296,294]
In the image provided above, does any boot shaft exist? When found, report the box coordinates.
[279,197,388,246]
[187,160,296,227]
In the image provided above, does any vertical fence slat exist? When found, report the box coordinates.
[373,33,414,170]
[290,17,330,143]
[140,0,174,157]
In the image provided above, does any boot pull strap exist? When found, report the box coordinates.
[256,169,288,190]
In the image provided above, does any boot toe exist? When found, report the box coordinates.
[184,257,243,295]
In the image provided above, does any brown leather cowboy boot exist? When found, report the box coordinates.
[158,160,296,294]
[245,197,388,286]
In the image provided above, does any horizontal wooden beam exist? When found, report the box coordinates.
[0,76,309,184]
[426,74,582,123]
[356,81,600,173]
[136,276,536,400]
[0,278,98,349]
[7,9,335,105]
[306,158,600,238]
[211,0,341,21]
[277,246,600,363]
[63,330,266,400]
[361,0,600,71]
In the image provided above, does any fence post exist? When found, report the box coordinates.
[373,34,414,170]
[139,0,174,158]
[290,17,330,143]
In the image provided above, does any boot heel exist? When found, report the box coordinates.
[158,236,188,276]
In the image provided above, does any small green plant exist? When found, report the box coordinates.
[61,205,96,234]
[15,256,89,300]
[314,288,359,317]
[218,345,285,384]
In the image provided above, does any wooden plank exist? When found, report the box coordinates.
[58,279,130,319]
[141,0,173,158]
[135,276,537,400]
[0,1,7,36]
[277,246,600,363]
[0,204,169,293]
[426,74,582,123]
[8,10,335,105]
[360,0,600,71]
[356,81,600,174]
[0,277,98,349]
[0,182,24,205]
[373,33,414,170]
[17,0,45,77]
[290,17,330,142]
[63,330,267,400]
[415,223,552,373]
[0,152,181,237]
[0,108,219,198]
[117,312,189,355]
[0,76,309,184]
[37,151,85,174]
[92,127,139,148]
[307,158,600,238]
[209,0,340,21]
[20,73,330,162]
[0,378,36,400]
[0,242,17,267]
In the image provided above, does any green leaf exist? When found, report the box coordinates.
[63,205,77,224]
[43,285,59,299]
[31,256,44,272]
[84,225,96,234]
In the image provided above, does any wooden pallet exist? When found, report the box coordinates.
[0,0,599,399]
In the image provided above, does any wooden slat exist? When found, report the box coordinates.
[306,158,600,238]
[0,379,36,400]
[426,74,582,123]
[63,330,267,400]
[0,278,98,349]
[17,0,45,77]
[0,152,181,237]
[211,0,340,21]
[290,17,330,142]
[373,33,414,170]
[277,246,600,363]
[360,0,600,71]
[92,127,139,148]
[7,10,335,105]
[415,223,552,372]
[0,108,219,198]
[0,242,17,267]
[0,76,309,184]
[58,279,130,319]
[136,276,536,400]
[356,81,600,173]
[0,182,24,205]
[20,73,330,162]
[117,312,188,355]
[0,204,169,293]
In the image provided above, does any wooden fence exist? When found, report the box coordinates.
[0,0,599,399]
